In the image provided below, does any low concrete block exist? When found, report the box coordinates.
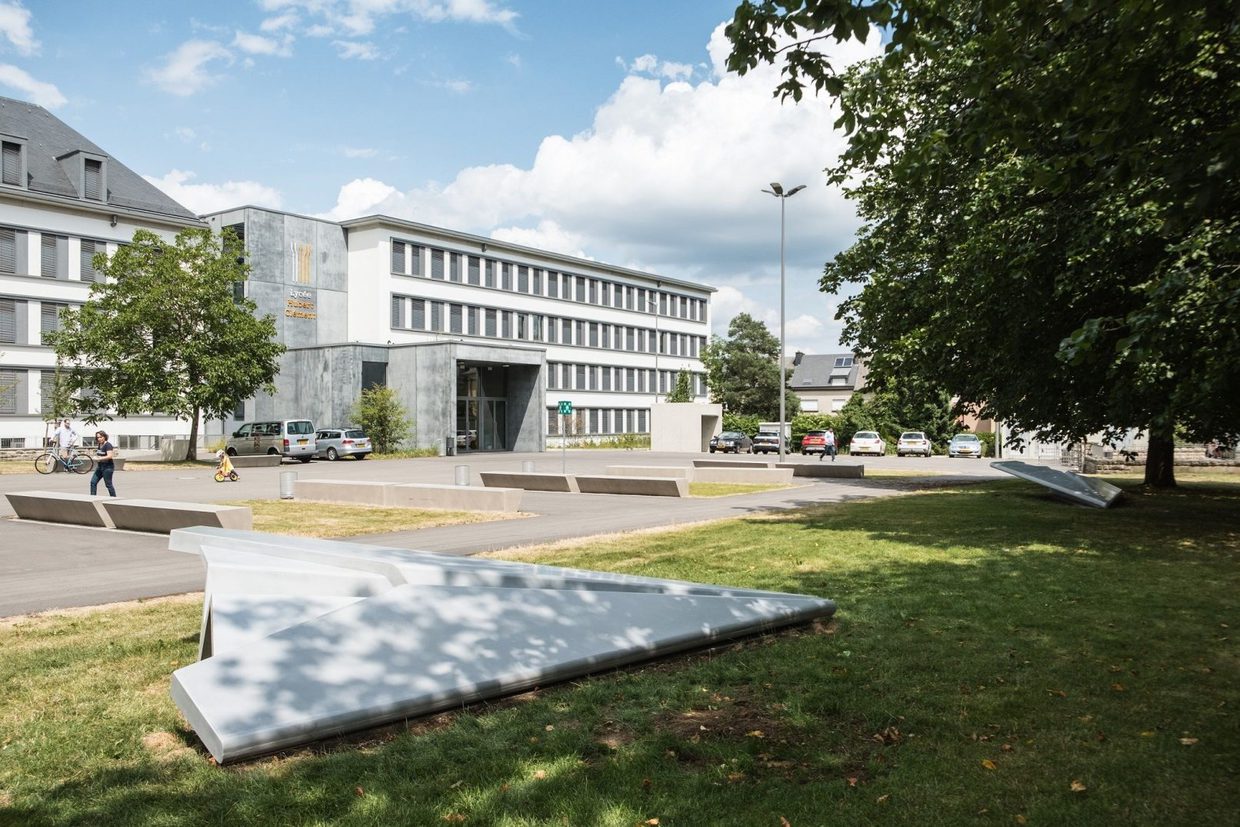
[5,490,115,527]
[694,458,774,469]
[575,475,687,497]
[777,463,865,479]
[389,483,522,512]
[480,471,579,493]
[604,465,692,479]
[101,499,252,533]
[230,454,284,468]
[295,479,391,506]
[693,467,796,484]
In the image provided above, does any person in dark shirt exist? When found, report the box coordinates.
[89,430,117,497]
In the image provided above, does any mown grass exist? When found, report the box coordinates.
[221,499,509,538]
[688,482,792,497]
[1,478,1237,825]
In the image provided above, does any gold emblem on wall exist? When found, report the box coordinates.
[295,243,312,284]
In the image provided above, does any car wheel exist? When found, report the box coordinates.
[709,447,716,453]
[326,447,339,461]
[267,448,280,455]
[225,447,237,457]
[299,456,312,463]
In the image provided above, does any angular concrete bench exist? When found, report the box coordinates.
[480,471,579,493]
[229,454,284,468]
[295,479,391,506]
[777,462,865,479]
[604,465,692,479]
[100,499,252,533]
[693,467,795,484]
[389,483,522,512]
[5,490,115,528]
[694,458,774,469]
[575,475,687,497]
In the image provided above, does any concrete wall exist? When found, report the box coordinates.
[651,402,721,453]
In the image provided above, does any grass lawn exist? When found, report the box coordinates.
[1,478,1237,825]
[221,499,511,538]
[689,482,793,497]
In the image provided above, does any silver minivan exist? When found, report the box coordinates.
[225,419,316,462]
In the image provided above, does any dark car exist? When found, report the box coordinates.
[752,431,780,454]
[709,431,753,454]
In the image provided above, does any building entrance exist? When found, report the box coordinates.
[456,363,509,452]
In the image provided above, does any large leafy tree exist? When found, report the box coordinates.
[701,313,799,419]
[49,228,284,460]
[726,0,1239,486]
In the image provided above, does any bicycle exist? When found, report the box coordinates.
[34,448,95,475]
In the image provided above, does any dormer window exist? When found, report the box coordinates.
[56,150,108,202]
[84,158,103,200]
[1,137,27,188]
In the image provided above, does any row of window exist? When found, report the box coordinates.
[391,239,706,322]
[390,294,704,357]
[1,139,105,202]
[546,407,649,436]
[0,297,69,345]
[546,362,705,396]
[0,368,66,415]
[0,227,102,281]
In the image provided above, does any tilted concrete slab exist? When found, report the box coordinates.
[574,475,687,497]
[479,471,579,492]
[694,458,774,469]
[229,454,283,467]
[295,479,392,506]
[168,529,835,762]
[604,465,692,479]
[388,482,522,512]
[776,463,865,479]
[692,467,795,485]
[5,490,116,528]
[991,460,1123,508]
[101,499,253,533]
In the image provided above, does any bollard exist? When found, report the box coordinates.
[280,470,296,499]
[522,460,535,473]
[454,464,470,486]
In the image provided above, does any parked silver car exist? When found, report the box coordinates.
[948,433,983,458]
[226,419,316,462]
[897,431,932,457]
[315,428,372,461]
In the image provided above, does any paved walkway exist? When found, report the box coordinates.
[0,450,1011,618]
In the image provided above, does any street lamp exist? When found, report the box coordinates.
[762,182,805,463]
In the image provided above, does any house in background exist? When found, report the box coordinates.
[788,353,865,414]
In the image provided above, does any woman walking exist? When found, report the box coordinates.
[89,430,117,497]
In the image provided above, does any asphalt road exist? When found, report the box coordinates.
[0,450,1012,618]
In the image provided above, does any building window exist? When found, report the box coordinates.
[517,265,529,293]
[411,299,425,329]
[485,308,497,337]
[41,234,67,279]
[467,306,479,336]
[431,249,445,279]
[561,318,572,344]
[391,240,406,273]
[827,376,849,386]
[532,268,542,295]
[40,302,66,343]
[547,363,558,390]
[532,315,543,341]
[233,400,246,419]
[575,277,586,303]
[0,227,26,274]
[448,304,462,334]
[575,364,586,390]
[0,298,23,343]
[0,369,19,414]
[1,140,24,187]
[501,263,512,291]
[468,256,481,285]
[548,271,558,297]
[485,259,495,288]
[449,252,462,282]
[834,356,854,368]
[390,296,404,328]
[80,239,100,282]
[502,311,511,338]
[431,301,444,331]
[547,407,559,435]
[362,361,387,389]
[83,158,103,201]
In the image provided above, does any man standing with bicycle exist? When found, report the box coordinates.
[54,419,78,461]
[89,430,117,497]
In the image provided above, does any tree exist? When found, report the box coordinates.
[350,386,412,453]
[664,370,694,403]
[700,313,800,419]
[48,228,284,461]
[726,0,1240,486]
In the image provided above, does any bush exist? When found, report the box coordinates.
[350,386,413,453]
[722,413,762,436]
[976,431,996,457]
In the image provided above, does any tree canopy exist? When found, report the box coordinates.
[701,313,799,420]
[726,0,1239,485]
[664,370,695,403]
[49,228,285,460]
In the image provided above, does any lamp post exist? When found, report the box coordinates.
[762,182,805,463]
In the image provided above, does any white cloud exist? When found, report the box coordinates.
[259,0,519,36]
[147,40,233,96]
[260,12,299,32]
[342,146,377,158]
[319,22,878,352]
[0,63,63,107]
[143,169,282,214]
[427,77,472,94]
[233,31,293,57]
[332,40,378,60]
[622,54,694,81]
[0,1,36,55]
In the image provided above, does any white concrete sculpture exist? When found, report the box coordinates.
[991,460,1123,508]
[168,527,837,763]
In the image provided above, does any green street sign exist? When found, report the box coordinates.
[558,400,573,416]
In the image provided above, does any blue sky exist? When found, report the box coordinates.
[1,0,880,354]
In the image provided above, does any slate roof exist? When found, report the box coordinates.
[789,353,861,390]
[0,96,199,222]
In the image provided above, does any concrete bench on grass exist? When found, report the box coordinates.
[694,458,774,469]
[575,475,687,497]
[777,463,865,479]
[5,490,115,528]
[295,479,391,506]
[692,467,795,484]
[389,483,522,513]
[100,499,252,533]
[480,472,579,493]
[229,454,284,468]
[604,465,692,479]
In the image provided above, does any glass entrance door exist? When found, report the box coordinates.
[456,363,508,452]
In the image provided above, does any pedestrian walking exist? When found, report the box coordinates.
[825,428,837,461]
[89,430,117,497]
[54,418,78,460]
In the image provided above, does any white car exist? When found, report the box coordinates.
[849,431,885,456]
[948,433,983,458]
[897,431,932,457]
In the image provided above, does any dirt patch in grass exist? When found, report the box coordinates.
[143,731,198,763]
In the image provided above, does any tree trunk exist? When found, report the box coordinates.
[1144,433,1176,488]
[185,407,200,462]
